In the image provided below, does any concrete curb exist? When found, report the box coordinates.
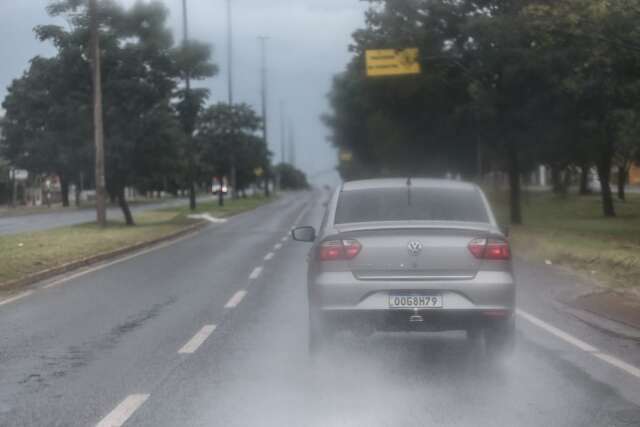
[553,300,640,341]
[0,220,209,292]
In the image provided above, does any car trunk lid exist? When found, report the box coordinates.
[335,222,492,280]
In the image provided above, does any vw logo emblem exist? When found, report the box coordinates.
[407,241,423,256]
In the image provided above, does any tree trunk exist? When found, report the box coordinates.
[60,176,70,207]
[218,177,224,207]
[264,176,270,197]
[507,141,522,225]
[617,165,627,201]
[560,167,571,196]
[75,183,81,207]
[117,186,135,226]
[596,154,615,217]
[189,181,196,211]
[551,164,562,194]
[579,165,591,195]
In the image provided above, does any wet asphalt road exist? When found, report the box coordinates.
[0,197,204,236]
[1,190,640,426]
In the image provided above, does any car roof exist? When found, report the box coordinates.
[341,178,479,192]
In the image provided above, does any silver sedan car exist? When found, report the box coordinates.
[292,178,515,357]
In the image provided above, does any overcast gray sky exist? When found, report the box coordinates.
[0,0,368,185]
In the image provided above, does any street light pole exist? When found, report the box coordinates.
[182,0,197,211]
[227,0,238,199]
[280,100,286,165]
[258,36,270,197]
[227,0,233,106]
[89,0,106,227]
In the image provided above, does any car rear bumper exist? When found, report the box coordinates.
[317,308,513,332]
[309,270,516,310]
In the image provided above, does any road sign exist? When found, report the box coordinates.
[365,48,421,77]
[254,167,264,177]
[339,151,353,162]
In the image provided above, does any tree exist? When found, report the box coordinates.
[525,0,640,216]
[326,0,640,221]
[613,109,640,200]
[196,103,269,204]
[326,0,555,224]
[1,54,92,207]
[274,163,310,190]
[2,0,217,224]
[173,40,218,210]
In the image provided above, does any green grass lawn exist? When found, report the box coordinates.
[0,194,274,286]
[488,190,640,290]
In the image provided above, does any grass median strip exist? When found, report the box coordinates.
[0,194,274,288]
[489,190,640,291]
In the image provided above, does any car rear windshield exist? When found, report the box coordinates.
[334,187,490,224]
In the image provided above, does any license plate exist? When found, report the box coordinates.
[389,294,443,309]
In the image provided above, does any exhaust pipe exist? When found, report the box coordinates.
[409,309,424,323]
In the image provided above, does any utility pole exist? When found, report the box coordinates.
[89,0,106,227]
[288,121,296,167]
[258,36,270,197]
[182,0,196,211]
[227,0,238,199]
[227,0,234,106]
[280,100,286,165]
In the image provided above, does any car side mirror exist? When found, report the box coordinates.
[292,226,316,242]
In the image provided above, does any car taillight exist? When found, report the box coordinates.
[319,239,361,261]
[468,238,510,260]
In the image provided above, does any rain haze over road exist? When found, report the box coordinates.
[2,1,640,426]
[1,191,640,426]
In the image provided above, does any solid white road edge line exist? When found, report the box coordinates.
[516,309,640,379]
[293,205,307,226]
[178,324,217,354]
[0,291,34,307]
[249,266,263,280]
[264,252,274,261]
[224,290,247,308]
[96,394,149,427]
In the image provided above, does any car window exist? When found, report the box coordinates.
[334,188,489,224]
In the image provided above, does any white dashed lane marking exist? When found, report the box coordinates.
[264,252,274,261]
[293,206,307,225]
[178,324,217,354]
[249,266,263,280]
[224,290,247,308]
[516,309,640,379]
[96,394,149,427]
[273,243,282,251]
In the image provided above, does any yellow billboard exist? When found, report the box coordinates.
[365,48,421,77]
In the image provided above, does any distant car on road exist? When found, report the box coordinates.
[211,178,229,196]
[292,178,515,357]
